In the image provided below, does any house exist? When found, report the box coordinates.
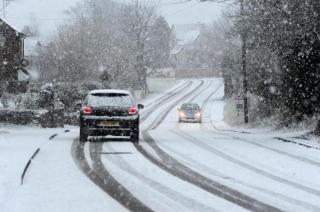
[169,24,201,77]
[0,0,83,86]
[169,23,221,78]
[0,18,30,94]
[169,24,201,66]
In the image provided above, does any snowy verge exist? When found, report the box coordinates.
[0,126,126,212]
[223,94,320,137]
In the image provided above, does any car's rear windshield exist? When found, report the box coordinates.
[86,93,133,107]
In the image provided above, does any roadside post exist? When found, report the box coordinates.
[39,84,55,128]
[235,95,244,116]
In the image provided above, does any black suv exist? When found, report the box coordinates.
[79,89,144,143]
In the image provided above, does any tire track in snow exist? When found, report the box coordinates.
[172,129,320,211]
[143,81,190,109]
[139,132,281,212]
[89,141,154,212]
[135,80,282,212]
[201,86,320,168]
[71,80,196,211]
[191,81,320,211]
[141,81,193,122]
[103,143,219,212]
[156,137,320,212]
[175,79,320,210]
[71,139,153,212]
[188,79,213,103]
[200,85,320,173]
[210,122,320,168]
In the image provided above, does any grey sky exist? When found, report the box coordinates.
[158,0,226,25]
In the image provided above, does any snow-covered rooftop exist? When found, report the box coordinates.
[178,30,199,46]
[174,24,201,46]
[170,23,201,56]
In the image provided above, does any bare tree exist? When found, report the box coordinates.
[121,0,159,95]
[36,0,168,97]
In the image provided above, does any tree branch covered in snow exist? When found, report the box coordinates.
[221,0,320,125]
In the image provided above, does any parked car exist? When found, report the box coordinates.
[79,89,144,143]
[178,103,202,123]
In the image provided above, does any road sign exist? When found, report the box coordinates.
[235,95,244,110]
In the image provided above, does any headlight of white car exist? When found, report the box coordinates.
[195,112,201,117]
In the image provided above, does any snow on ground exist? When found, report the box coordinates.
[141,78,184,107]
[0,126,126,212]
[1,78,320,212]
[0,79,185,212]
[150,78,320,211]
[101,142,247,212]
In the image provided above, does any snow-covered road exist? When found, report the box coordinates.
[1,78,320,212]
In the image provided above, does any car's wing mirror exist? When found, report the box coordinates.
[137,104,144,110]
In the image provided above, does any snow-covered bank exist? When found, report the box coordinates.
[223,93,320,140]
[0,126,126,212]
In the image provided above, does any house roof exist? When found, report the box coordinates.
[170,24,201,55]
[178,30,200,46]
[0,18,24,36]
[174,24,201,46]
[1,0,81,55]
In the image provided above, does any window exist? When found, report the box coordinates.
[0,32,5,47]
[87,93,133,107]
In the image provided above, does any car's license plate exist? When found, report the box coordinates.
[98,121,120,127]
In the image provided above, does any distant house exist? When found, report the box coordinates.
[169,24,201,77]
[169,23,220,78]
[169,24,201,66]
[0,18,30,94]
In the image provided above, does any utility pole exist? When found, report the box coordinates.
[1,0,10,18]
[200,0,249,123]
[240,0,249,123]
[179,0,249,123]
[2,0,5,18]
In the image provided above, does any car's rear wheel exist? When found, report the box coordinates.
[80,127,88,143]
[131,125,139,144]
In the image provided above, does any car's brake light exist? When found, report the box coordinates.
[82,106,93,114]
[128,107,138,115]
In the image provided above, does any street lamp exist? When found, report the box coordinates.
[1,0,12,18]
